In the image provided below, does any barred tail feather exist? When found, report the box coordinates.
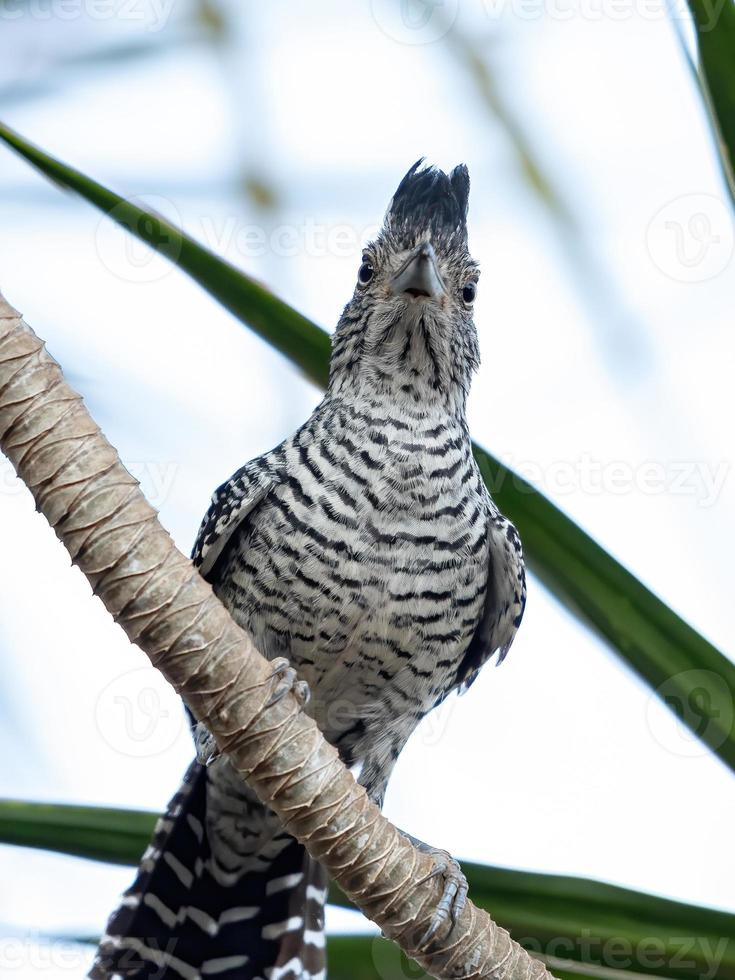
[91,761,327,980]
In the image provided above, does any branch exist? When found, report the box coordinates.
[0,290,553,980]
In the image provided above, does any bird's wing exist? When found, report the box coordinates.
[453,512,527,691]
[191,458,276,582]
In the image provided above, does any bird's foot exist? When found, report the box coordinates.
[194,659,308,766]
[193,722,219,766]
[401,832,469,947]
[265,657,310,709]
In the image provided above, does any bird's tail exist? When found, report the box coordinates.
[90,760,328,980]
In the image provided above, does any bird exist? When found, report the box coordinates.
[91,160,526,980]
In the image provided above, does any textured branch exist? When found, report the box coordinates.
[0,290,553,980]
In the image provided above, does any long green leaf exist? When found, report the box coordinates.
[0,123,733,772]
[0,799,152,866]
[685,0,735,202]
[1,800,733,980]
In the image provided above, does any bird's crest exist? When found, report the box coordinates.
[386,159,470,243]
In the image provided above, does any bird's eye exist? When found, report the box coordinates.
[358,258,374,286]
[462,281,477,305]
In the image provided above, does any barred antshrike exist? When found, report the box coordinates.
[92,160,526,980]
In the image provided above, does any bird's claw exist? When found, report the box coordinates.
[193,722,219,767]
[266,657,310,709]
[194,660,308,766]
[407,837,469,948]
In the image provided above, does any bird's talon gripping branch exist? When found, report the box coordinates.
[265,656,311,709]
[404,835,469,947]
[193,721,220,766]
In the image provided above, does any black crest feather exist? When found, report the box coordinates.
[387,159,470,242]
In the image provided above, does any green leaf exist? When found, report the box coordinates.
[0,123,733,772]
[684,0,735,202]
[0,798,153,866]
[1,800,733,980]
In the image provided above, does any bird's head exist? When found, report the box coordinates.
[329,160,480,410]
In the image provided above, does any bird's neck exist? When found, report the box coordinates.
[328,316,469,419]
[329,365,468,422]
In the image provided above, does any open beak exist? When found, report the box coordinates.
[390,243,445,300]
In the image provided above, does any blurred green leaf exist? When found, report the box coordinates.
[685,0,735,202]
[1,800,733,980]
[0,123,733,771]
[0,798,152,866]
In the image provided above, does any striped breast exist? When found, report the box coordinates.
[215,391,491,769]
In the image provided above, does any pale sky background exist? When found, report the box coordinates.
[0,0,734,975]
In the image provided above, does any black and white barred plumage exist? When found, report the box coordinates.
[92,160,526,980]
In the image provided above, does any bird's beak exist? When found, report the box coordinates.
[390,243,445,300]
